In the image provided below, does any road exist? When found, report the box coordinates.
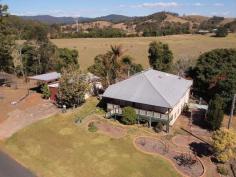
[0,150,36,177]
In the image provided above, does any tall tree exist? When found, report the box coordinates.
[207,95,225,130]
[0,4,14,73]
[57,48,79,71]
[192,49,236,112]
[88,51,114,88]
[88,52,143,88]
[120,55,143,79]
[57,65,89,108]
[148,41,173,72]
[110,45,125,82]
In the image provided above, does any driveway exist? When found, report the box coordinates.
[0,92,59,139]
[0,150,36,177]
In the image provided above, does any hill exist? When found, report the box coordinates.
[19,14,132,24]
[20,15,92,24]
[16,12,236,38]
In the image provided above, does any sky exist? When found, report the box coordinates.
[1,0,236,17]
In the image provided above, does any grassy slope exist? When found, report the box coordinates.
[3,98,180,177]
[51,34,236,70]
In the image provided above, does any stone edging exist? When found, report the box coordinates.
[133,136,206,177]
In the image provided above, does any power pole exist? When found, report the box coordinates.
[228,94,236,129]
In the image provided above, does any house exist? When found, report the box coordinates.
[102,69,193,132]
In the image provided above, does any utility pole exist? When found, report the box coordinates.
[228,94,236,129]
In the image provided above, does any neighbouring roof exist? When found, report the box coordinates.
[48,82,59,88]
[28,72,61,82]
[103,69,193,109]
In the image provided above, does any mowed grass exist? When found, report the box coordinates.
[51,34,236,70]
[3,98,181,177]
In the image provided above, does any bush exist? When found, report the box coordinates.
[154,122,164,133]
[212,128,236,163]
[217,165,229,176]
[121,107,137,125]
[88,122,97,132]
[215,27,228,37]
[41,84,50,99]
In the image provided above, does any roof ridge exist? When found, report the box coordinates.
[142,72,172,108]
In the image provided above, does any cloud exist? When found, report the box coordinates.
[214,3,224,7]
[132,2,179,8]
[193,3,204,7]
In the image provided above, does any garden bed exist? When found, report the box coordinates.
[88,120,127,139]
[172,135,202,148]
[135,136,204,177]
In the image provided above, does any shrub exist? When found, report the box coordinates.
[121,107,137,125]
[215,27,228,37]
[88,122,97,132]
[217,165,229,176]
[41,84,50,99]
[154,122,164,133]
[212,128,236,163]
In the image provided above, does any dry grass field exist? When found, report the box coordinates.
[51,34,236,71]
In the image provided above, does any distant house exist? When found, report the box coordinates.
[197,30,210,35]
[102,69,193,132]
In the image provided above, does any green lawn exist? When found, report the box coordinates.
[3,98,181,177]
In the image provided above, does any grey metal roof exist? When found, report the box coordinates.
[28,72,61,82]
[103,69,193,108]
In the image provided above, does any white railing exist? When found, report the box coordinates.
[107,104,170,121]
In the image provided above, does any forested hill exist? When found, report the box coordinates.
[9,12,236,39]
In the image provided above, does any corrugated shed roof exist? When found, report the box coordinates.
[103,69,193,108]
[28,72,61,82]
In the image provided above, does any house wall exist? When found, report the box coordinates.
[49,87,58,102]
[169,88,190,125]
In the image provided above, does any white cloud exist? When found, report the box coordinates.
[193,3,204,7]
[132,2,179,8]
[214,3,224,7]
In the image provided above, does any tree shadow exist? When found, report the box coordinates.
[192,109,210,130]
[189,142,213,158]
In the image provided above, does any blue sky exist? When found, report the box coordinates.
[2,0,236,17]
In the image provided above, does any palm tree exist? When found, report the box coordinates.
[110,45,126,83]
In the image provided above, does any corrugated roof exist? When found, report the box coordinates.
[28,72,61,82]
[103,69,193,108]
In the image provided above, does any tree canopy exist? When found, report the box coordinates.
[148,41,173,72]
[206,95,225,130]
[215,27,228,37]
[192,49,236,112]
[88,46,143,88]
[57,66,89,108]
[57,48,79,71]
[212,128,236,163]
[0,4,14,73]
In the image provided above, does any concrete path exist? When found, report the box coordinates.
[0,150,36,177]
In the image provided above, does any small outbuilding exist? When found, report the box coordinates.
[28,72,61,85]
[102,69,193,132]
